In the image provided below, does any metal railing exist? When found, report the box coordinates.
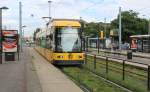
[84,53,150,92]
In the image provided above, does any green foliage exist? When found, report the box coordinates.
[111,10,149,42]
[83,10,149,42]
[84,22,111,38]
[33,28,41,41]
[84,22,99,37]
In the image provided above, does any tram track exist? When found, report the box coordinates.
[58,66,91,92]
[59,65,131,92]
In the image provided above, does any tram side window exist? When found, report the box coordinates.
[38,38,40,46]
[46,36,49,49]
[46,35,50,49]
[45,34,53,49]
[41,37,46,48]
[49,34,54,49]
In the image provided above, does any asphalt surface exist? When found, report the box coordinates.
[88,49,150,68]
[0,47,42,92]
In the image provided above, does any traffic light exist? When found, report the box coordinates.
[99,31,104,39]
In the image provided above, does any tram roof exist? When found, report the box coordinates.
[130,35,150,38]
[50,19,81,27]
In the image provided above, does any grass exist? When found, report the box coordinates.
[61,54,148,92]
[62,67,127,92]
[85,56,148,92]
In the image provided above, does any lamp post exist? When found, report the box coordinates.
[0,6,9,64]
[119,7,122,51]
[22,25,26,45]
[48,1,52,21]
[42,17,51,21]
[42,17,52,26]
[104,18,106,39]
[149,19,150,35]
[19,2,23,52]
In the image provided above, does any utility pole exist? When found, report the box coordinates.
[19,2,22,52]
[48,1,52,21]
[148,19,150,35]
[119,7,122,50]
[0,6,9,64]
[104,18,106,38]
[0,9,2,64]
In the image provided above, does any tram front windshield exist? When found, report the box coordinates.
[55,27,81,52]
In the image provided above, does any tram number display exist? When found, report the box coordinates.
[2,30,18,52]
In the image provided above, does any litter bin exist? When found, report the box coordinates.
[5,52,15,61]
[127,50,132,59]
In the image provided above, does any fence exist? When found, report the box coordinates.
[84,53,149,92]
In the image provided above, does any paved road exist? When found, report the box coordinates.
[0,47,42,92]
[88,49,150,68]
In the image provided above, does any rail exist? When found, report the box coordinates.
[88,48,150,59]
[85,52,150,91]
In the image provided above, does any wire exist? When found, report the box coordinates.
[137,6,150,12]
[81,0,105,11]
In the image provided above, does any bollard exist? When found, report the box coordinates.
[122,60,125,80]
[148,65,150,90]
[106,57,108,73]
[94,55,96,69]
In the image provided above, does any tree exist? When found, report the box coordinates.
[84,22,111,38]
[84,22,99,37]
[111,10,149,42]
[33,28,40,41]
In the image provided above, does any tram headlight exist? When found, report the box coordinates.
[78,55,82,58]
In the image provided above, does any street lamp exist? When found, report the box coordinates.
[0,6,9,64]
[22,25,26,44]
[42,17,52,26]
[42,16,51,21]
[119,7,122,51]
[48,1,52,21]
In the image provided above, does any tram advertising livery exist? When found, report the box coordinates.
[130,35,150,53]
[34,19,84,65]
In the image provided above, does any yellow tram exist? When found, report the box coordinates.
[34,19,85,65]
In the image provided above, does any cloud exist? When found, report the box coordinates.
[1,0,150,36]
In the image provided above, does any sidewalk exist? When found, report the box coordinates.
[29,47,83,92]
[0,47,42,92]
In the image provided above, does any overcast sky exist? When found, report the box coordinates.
[0,0,150,37]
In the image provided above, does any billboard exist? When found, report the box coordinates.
[2,30,18,52]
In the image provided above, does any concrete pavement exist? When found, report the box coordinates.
[0,47,42,92]
[30,47,83,92]
[0,47,84,92]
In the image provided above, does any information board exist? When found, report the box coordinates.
[2,30,18,52]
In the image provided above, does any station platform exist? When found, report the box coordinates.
[0,47,83,92]
[29,47,83,92]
